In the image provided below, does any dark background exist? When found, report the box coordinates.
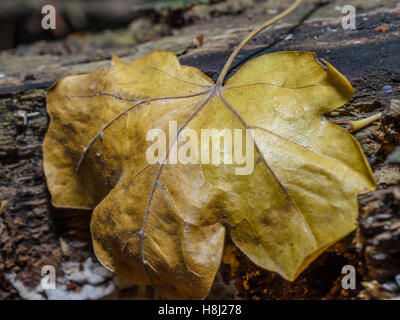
[0,0,181,51]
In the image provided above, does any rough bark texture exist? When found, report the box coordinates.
[0,0,399,299]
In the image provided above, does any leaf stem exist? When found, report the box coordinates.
[216,0,304,86]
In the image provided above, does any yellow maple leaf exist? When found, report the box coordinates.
[43,0,375,299]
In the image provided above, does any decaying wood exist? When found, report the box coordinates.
[0,0,399,299]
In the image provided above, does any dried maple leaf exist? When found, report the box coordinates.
[43,0,375,299]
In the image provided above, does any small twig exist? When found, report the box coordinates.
[0,200,6,214]
[16,111,40,125]
[334,112,382,132]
